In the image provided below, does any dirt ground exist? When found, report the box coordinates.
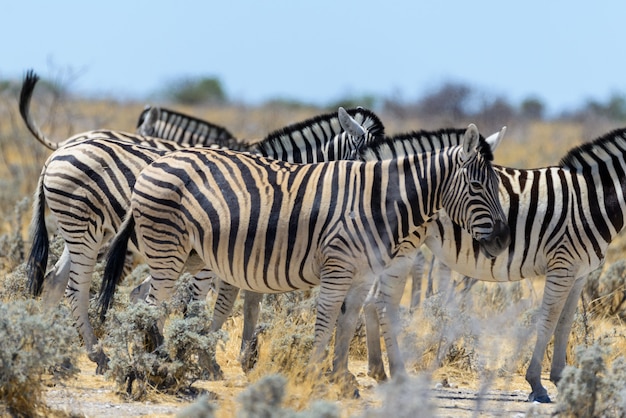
[43,353,558,417]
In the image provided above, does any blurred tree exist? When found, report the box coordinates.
[164,76,227,105]
[417,82,473,120]
[474,97,515,128]
[577,93,626,121]
[520,96,545,120]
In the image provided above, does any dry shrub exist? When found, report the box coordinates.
[585,262,626,320]
[0,197,29,273]
[556,343,626,417]
[357,374,435,418]
[0,300,79,417]
[103,298,226,400]
[236,374,340,418]
[250,291,318,381]
[403,280,540,387]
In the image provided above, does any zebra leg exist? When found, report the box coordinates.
[426,255,435,298]
[409,249,425,311]
[375,264,411,380]
[65,248,109,374]
[333,281,372,386]
[188,268,216,301]
[196,278,239,380]
[364,270,410,382]
[310,268,354,376]
[549,275,586,386]
[239,290,263,373]
[437,260,454,301]
[525,269,576,403]
[363,282,386,382]
[40,244,71,309]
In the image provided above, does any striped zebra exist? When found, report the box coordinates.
[361,127,626,403]
[185,125,508,374]
[129,105,389,375]
[22,69,384,374]
[136,105,244,151]
[98,123,510,388]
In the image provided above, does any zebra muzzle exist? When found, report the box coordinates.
[478,219,511,258]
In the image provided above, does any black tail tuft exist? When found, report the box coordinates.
[98,215,135,322]
[26,176,48,296]
[19,70,39,118]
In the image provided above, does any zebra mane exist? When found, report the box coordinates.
[136,106,242,149]
[559,127,626,170]
[255,107,385,156]
[360,128,493,161]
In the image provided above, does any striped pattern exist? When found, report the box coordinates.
[136,105,243,150]
[365,127,626,403]
[22,68,385,374]
[99,124,509,381]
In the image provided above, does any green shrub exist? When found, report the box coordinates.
[0,300,79,416]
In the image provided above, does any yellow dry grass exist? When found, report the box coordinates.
[1,97,625,416]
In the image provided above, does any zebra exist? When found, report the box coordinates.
[129,105,389,374]
[359,126,626,403]
[133,113,509,377]
[135,105,245,151]
[21,69,385,374]
[98,122,510,390]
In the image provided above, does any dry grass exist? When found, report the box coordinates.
[1,95,626,416]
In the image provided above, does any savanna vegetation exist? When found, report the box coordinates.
[2,72,626,417]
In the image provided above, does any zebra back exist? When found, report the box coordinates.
[252,107,386,163]
[136,105,244,149]
[359,126,506,162]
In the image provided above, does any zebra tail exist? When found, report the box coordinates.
[19,69,61,150]
[98,214,135,322]
[26,175,49,296]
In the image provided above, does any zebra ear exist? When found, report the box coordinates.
[137,106,160,136]
[460,123,480,161]
[338,107,366,138]
[484,126,507,153]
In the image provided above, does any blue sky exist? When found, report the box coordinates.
[3,1,623,114]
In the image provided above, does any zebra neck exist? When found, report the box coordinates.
[380,153,448,236]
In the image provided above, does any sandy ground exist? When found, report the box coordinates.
[43,353,557,418]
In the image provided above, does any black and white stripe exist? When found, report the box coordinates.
[363,127,626,403]
[22,68,384,373]
[98,124,509,382]
[136,105,243,150]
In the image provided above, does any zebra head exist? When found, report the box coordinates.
[441,124,510,258]
[136,106,160,136]
[336,106,369,159]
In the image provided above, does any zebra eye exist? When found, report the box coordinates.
[469,180,483,191]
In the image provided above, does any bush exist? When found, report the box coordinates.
[237,374,340,418]
[585,262,626,320]
[103,299,227,400]
[556,343,626,417]
[0,300,79,416]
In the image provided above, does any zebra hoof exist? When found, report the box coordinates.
[367,367,388,383]
[90,351,110,375]
[198,351,224,381]
[332,371,360,399]
[528,392,551,403]
[239,338,260,373]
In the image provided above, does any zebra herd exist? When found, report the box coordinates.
[19,69,626,404]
